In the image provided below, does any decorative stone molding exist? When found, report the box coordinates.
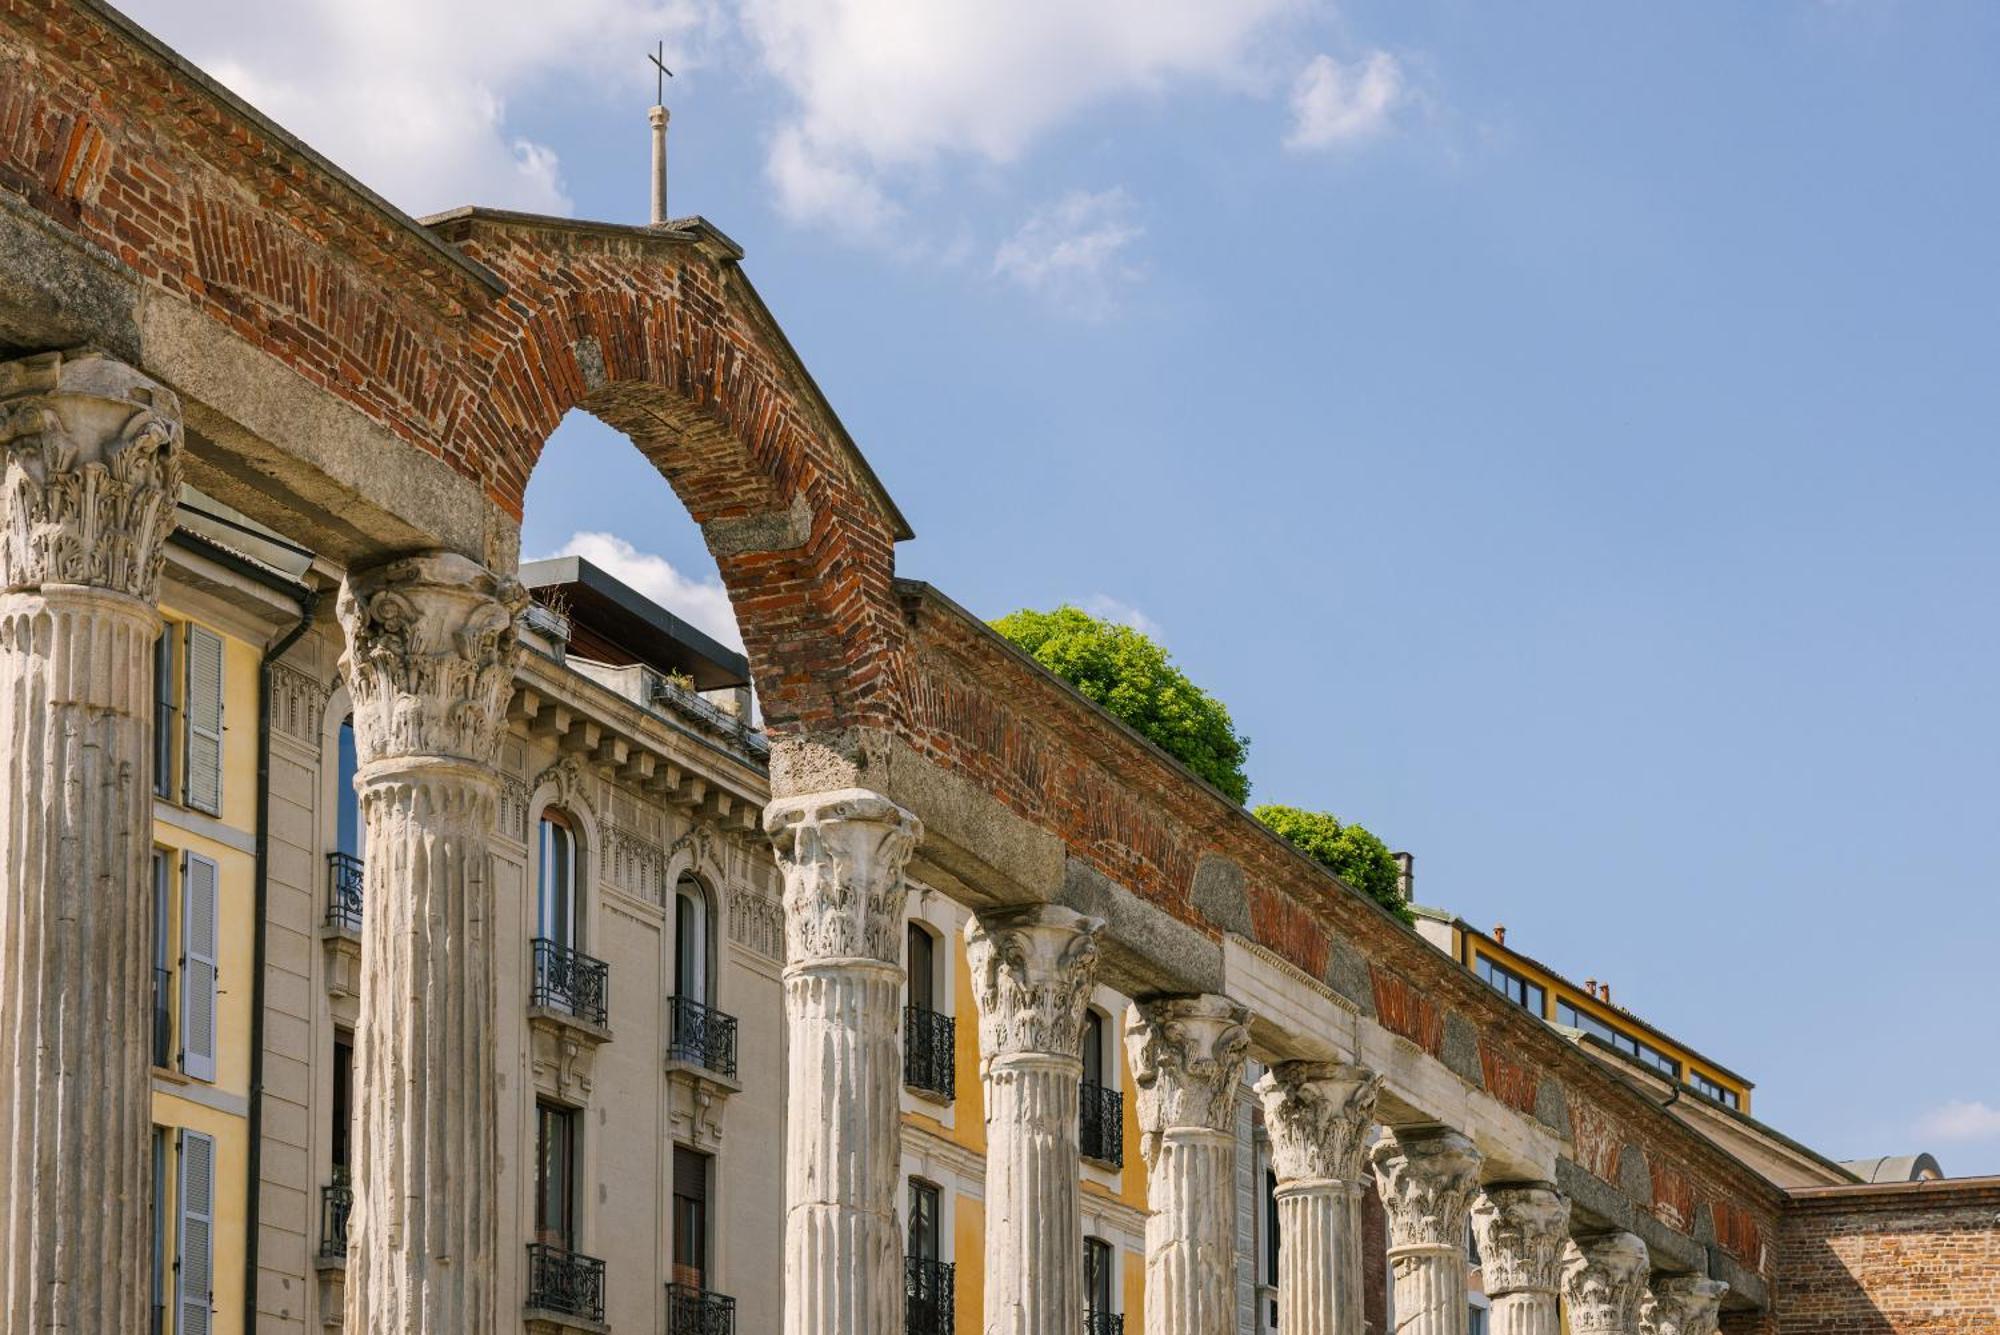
[336,551,525,766]
[606,824,670,904]
[269,660,329,742]
[0,348,184,599]
[535,752,596,819]
[1255,1061,1382,1185]
[728,887,784,960]
[1562,1231,1652,1335]
[1126,994,1253,1154]
[1471,1183,1571,1296]
[1371,1128,1484,1252]
[1639,1276,1728,1335]
[965,905,1106,1061]
[765,787,922,966]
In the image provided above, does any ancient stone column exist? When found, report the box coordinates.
[336,552,523,1335]
[766,789,923,1335]
[1469,1184,1570,1335]
[0,349,183,1333]
[1369,1127,1483,1335]
[965,905,1106,1335]
[1639,1276,1729,1335]
[1253,1062,1383,1335]
[1126,995,1253,1335]
[1561,1231,1651,1335]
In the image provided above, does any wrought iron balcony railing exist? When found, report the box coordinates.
[667,995,739,1078]
[1087,1311,1125,1335]
[906,1257,955,1335]
[903,1005,955,1100]
[152,966,173,1069]
[1079,1081,1123,1169]
[531,937,610,1028]
[325,851,364,932]
[667,1282,737,1335]
[319,1166,353,1260]
[525,1243,605,1322]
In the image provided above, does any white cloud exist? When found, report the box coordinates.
[539,531,744,652]
[1080,594,1164,642]
[1916,1099,2000,1143]
[118,0,708,216]
[992,189,1144,318]
[1285,50,1405,151]
[739,0,1300,233]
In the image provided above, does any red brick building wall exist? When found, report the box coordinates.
[1771,1178,2000,1333]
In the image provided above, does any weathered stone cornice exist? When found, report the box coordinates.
[765,787,922,966]
[1127,994,1251,1154]
[965,904,1104,1062]
[1562,1231,1651,1334]
[0,349,183,601]
[1256,1060,1382,1186]
[1471,1183,1571,1297]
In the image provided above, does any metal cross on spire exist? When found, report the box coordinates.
[649,41,674,107]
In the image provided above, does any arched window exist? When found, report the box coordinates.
[675,874,710,1006]
[538,811,578,950]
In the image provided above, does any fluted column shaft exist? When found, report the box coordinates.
[967,906,1105,1335]
[1471,1185,1570,1335]
[768,790,923,1335]
[0,351,182,1334]
[1127,995,1252,1335]
[1370,1128,1484,1335]
[337,552,523,1335]
[1256,1062,1382,1335]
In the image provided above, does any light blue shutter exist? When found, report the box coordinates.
[180,852,218,1082]
[182,624,224,815]
[176,1129,214,1335]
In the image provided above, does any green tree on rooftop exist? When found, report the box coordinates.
[1253,804,1413,924]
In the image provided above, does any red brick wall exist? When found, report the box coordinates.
[1772,1179,2000,1333]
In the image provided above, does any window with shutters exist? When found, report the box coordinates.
[672,1146,711,1291]
[153,629,177,800]
[152,850,174,1070]
[176,1129,215,1335]
[181,623,225,816]
[180,852,219,1083]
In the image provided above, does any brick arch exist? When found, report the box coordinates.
[426,211,914,761]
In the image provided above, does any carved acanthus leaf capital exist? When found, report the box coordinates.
[1255,1061,1382,1186]
[1640,1277,1728,1335]
[965,905,1105,1061]
[1126,995,1251,1157]
[1471,1183,1571,1296]
[0,350,184,601]
[764,788,921,966]
[336,552,525,767]
[1370,1128,1484,1252]
[1562,1231,1652,1334]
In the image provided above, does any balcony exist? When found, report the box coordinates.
[318,1166,353,1261]
[667,995,738,1079]
[152,966,172,1069]
[903,1006,955,1102]
[667,1282,737,1335]
[531,938,610,1029]
[525,1243,606,1326]
[1079,1081,1123,1169]
[325,851,364,933]
[906,1257,955,1335]
[1087,1313,1125,1335]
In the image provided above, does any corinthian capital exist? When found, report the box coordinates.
[336,552,524,767]
[0,349,184,600]
[1370,1127,1484,1252]
[1471,1183,1571,1296]
[765,788,922,967]
[965,905,1105,1061]
[1126,994,1251,1156]
[1640,1276,1728,1335]
[1562,1231,1651,1334]
[1255,1061,1382,1186]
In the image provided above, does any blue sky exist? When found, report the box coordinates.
[132,0,1999,1174]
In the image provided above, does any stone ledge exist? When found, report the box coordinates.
[523,1308,609,1335]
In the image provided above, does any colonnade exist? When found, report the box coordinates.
[0,349,1734,1335]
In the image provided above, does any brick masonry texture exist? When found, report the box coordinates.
[1769,1178,2000,1333]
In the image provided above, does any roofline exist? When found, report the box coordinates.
[420,207,916,545]
[1456,918,1755,1089]
[1786,1175,2000,1206]
[520,554,749,684]
[79,0,507,298]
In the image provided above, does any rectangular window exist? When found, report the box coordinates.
[908,1179,941,1263]
[535,1102,577,1250]
[907,923,935,1013]
[1084,1237,1115,1319]
[672,1146,710,1291]
[153,630,177,800]
[152,851,173,1070]
[152,1127,169,1335]
[1555,1001,1681,1078]
[1264,1168,1280,1329]
[1475,956,1545,1016]
[1690,1072,1739,1108]
[182,624,225,816]
[176,1128,215,1335]
[537,815,576,949]
[179,852,219,1082]
[331,1032,354,1171]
